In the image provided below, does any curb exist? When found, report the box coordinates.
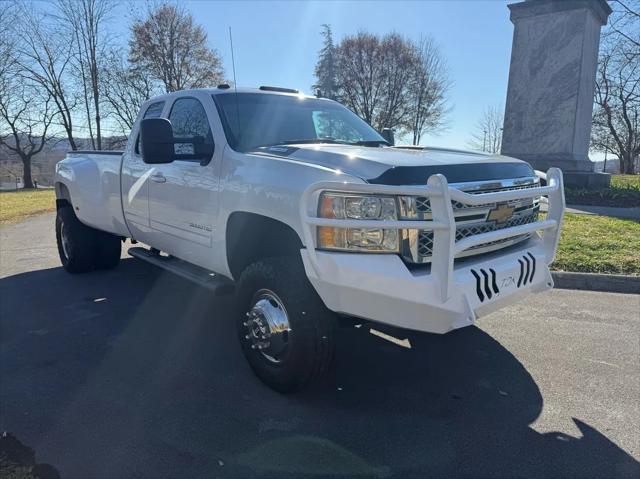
[552,272,640,294]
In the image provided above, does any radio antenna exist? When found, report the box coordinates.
[229,27,241,143]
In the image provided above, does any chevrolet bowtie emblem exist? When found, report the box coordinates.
[487,203,515,224]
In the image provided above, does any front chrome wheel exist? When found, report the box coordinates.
[243,289,292,363]
[236,257,335,392]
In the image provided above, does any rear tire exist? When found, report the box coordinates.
[94,230,121,270]
[236,257,335,393]
[56,206,121,273]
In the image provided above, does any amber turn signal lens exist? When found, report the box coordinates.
[319,195,338,219]
[318,226,336,247]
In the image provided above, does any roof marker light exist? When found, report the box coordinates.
[259,86,300,94]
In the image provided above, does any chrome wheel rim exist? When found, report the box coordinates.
[60,222,71,259]
[244,289,291,363]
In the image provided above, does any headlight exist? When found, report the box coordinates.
[317,192,400,252]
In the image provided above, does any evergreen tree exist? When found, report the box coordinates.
[313,24,338,100]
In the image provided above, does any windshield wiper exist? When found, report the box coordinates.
[254,139,353,148]
[252,138,389,150]
[352,140,389,147]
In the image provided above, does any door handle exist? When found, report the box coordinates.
[150,173,166,183]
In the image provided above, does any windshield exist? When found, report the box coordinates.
[213,93,386,152]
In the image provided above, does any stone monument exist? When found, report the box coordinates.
[501,0,612,187]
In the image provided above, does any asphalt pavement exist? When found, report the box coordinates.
[1,213,639,478]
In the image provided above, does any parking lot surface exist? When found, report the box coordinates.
[1,213,639,478]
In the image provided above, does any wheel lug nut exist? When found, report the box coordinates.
[245,334,250,339]
[251,344,256,349]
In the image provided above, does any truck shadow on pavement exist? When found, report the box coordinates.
[0,258,638,479]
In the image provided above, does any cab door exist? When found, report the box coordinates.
[121,100,166,238]
[147,96,220,270]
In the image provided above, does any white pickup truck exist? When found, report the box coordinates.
[55,86,565,392]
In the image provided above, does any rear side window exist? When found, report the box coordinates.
[135,101,166,154]
[144,101,165,119]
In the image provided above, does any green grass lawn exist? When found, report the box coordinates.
[552,213,640,275]
[565,174,640,207]
[0,189,56,225]
[611,174,640,189]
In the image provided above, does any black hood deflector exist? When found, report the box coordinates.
[368,162,535,185]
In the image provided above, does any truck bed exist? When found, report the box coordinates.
[56,150,129,238]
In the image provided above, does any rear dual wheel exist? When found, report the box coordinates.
[56,206,121,274]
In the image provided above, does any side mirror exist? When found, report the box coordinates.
[140,118,174,164]
[380,128,395,146]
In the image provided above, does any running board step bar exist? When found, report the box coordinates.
[128,247,235,296]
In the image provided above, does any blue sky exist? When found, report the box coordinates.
[115,0,515,149]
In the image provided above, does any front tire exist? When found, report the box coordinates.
[236,257,335,393]
[56,206,121,273]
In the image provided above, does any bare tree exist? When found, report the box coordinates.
[468,104,504,154]
[11,3,78,150]
[337,32,385,128]
[129,3,224,93]
[375,33,418,132]
[0,4,17,84]
[607,0,640,49]
[331,31,450,136]
[336,32,412,132]
[57,0,114,150]
[102,51,160,134]
[405,36,451,145]
[592,0,639,174]
[0,83,55,189]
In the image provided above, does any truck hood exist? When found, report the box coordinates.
[251,144,535,184]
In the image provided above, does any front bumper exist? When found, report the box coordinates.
[302,237,552,334]
[299,168,565,334]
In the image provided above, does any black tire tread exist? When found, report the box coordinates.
[56,206,121,273]
[94,230,121,270]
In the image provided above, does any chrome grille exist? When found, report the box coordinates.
[417,210,539,258]
[414,182,541,213]
[400,177,541,263]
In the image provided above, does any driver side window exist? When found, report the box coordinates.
[169,98,214,160]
